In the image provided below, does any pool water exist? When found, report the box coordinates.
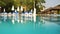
[0,15,60,34]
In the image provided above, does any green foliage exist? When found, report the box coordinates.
[0,0,45,13]
[20,0,45,11]
[0,1,6,7]
[13,0,20,8]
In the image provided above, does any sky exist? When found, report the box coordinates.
[44,0,60,9]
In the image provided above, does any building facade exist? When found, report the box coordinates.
[41,5,60,14]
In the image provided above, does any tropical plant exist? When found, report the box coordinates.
[0,0,45,13]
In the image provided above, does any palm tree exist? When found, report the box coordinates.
[19,0,45,13]
[0,0,45,13]
[34,0,45,14]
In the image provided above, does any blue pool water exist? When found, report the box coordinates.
[0,15,60,34]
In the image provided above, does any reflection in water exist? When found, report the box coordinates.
[12,19,15,24]
[12,14,15,24]
[12,13,20,24]
[21,20,23,23]
[0,14,60,25]
[0,14,60,34]
[17,19,19,23]
[41,15,60,25]
[3,15,7,21]
[33,15,36,23]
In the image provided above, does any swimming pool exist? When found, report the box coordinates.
[0,14,60,34]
